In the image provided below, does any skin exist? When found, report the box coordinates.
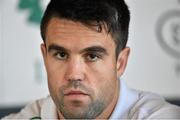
[41,17,130,119]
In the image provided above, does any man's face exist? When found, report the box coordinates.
[41,17,129,119]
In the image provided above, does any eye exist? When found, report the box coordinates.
[86,53,100,62]
[54,51,68,60]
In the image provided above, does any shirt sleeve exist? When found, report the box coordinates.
[146,104,180,119]
[127,91,180,119]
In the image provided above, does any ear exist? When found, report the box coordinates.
[116,47,130,77]
[41,43,47,65]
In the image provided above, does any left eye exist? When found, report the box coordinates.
[86,54,99,62]
[54,52,68,60]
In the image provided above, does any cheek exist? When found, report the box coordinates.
[46,59,66,94]
[91,73,117,105]
[46,63,66,106]
[46,57,65,81]
[88,61,117,99]
[88,59,117,82]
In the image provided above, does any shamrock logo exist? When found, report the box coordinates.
[18,0,43,24]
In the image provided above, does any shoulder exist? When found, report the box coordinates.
[2,96,51,119]
[128,90,180,119]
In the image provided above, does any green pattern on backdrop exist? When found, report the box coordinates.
[18,0,43,24]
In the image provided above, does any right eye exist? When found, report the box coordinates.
[54,52,68,60]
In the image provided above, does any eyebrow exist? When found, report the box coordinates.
[48,44,68,53]
[80,46,108,55]
[48,44,108,55]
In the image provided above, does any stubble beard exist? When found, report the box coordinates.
[56,81,107,119]
[59,99,105,119]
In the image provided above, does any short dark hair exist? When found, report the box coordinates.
[40,0,130,56]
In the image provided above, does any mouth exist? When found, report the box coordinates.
[63,90,90,107]
[63,89,92,106]
[64,90,88,96]
[63,89,90,101]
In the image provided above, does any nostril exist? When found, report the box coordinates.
[68,79,81,88]
[72,80,81,88]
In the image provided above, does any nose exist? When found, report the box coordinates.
[65,57,85,82]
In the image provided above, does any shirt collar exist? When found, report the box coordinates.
[110,79,139,119]
[41,96,58,119]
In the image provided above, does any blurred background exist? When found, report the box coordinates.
[0,0,180,118]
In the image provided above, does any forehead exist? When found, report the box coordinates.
[46,17,115,50]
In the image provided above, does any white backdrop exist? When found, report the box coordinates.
[0,0,180,107]
[125,0,180,98]
[0,0,49,107]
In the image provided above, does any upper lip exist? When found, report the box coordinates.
[64,90,88,96]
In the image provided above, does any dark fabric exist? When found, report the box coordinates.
[167,99,180,106]
[0,106,23,118]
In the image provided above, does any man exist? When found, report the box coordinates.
[3,0,180,119]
